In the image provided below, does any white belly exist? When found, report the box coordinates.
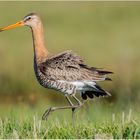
[58,80,96,92]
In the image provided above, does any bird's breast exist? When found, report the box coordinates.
[33,60,48,88]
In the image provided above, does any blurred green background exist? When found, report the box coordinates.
[0,1,140,119]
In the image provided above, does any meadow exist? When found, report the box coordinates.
[0,101,140,139]
[0,1,140,138]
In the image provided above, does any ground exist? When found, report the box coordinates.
[0,101,140,139]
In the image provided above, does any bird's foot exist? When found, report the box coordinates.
[42,107,52,120]
[72,107,76,112]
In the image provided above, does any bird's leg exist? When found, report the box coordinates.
[71,94,83,126]
[42,95,73,120]
[72,94,83,106]
[42,102,80,121]
[65,95,76,127]
[42,105,80,120]
[42,95,83,121]
[65,94,74,106]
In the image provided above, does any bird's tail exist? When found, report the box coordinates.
[81,85,111,100]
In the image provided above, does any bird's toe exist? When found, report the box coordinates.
[42,107,52,120]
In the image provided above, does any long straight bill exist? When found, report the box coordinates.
[0,21,24,32]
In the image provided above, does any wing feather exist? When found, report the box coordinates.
[39,50,112,82]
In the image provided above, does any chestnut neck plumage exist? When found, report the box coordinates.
[31,22,49,64]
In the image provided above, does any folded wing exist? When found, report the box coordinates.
[39,50,112,82]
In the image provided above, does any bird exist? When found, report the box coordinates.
[0,13,113,125]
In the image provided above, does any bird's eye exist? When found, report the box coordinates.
[27,17,31,20]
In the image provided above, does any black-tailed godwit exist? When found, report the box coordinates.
[0,13,113,125]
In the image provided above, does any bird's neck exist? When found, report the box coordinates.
[31,23,49,64]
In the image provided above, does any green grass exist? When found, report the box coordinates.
[0,111,139,139]
[0,101,140,139]
[1,117,139,139]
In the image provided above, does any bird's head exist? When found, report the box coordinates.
[0,13,41,32]
[23,13,42,27]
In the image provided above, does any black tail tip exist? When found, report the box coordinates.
[105,77,112,81]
